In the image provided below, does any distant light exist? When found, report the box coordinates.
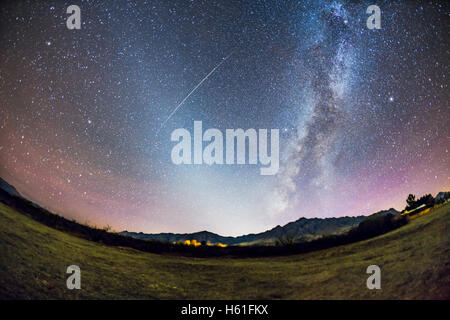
[389,96,394,102]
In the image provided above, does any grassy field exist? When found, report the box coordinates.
[0,201,449,299]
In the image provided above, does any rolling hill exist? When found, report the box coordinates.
[0,199,448,299]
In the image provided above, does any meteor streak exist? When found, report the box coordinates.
[156,52,234,135]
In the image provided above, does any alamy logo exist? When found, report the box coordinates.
[66,265,81,289]
[66,5,81,30]
[366,265,381,289]
[171,121,279,175]
[366,5,381,29]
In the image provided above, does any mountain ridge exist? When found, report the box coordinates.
[3,175,442,246]
[120,208,401,245]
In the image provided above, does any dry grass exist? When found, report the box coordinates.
[0,202,449,299]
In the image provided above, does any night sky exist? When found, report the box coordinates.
[0,0,448,236]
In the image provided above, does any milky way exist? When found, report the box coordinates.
[0,0,448,235]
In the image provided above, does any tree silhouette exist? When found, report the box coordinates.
[405,193,435,211]
[406,194,416,210]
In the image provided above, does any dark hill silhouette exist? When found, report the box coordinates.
[0,177,21,198]
[0,175,403,246]
[3,175,447,256]
[0,176,416,257]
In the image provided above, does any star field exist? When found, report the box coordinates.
[0,0,448,235]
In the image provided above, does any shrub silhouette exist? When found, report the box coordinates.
[348,214,407,240]
[275,230,297,248]
[405,193,435,211]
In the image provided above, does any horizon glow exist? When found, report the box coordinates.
[0,0,448,236]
